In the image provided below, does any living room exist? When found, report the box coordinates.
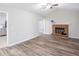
[0,3,79,56]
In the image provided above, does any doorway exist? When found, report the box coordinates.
[0,11,7,48]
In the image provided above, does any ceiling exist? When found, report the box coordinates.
[0,3,79,16]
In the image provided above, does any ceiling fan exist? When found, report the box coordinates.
[40,3,59,9]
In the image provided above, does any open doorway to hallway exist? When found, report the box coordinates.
[0,11,7,48]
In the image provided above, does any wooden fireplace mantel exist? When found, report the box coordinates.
[52,24,69,37]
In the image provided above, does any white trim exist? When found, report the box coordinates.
[6,12,8,46]
[43,32,52,34]
[0,11,8,48]
[0,45,8,49]
[69,36,79,39]
[7,34,40,47]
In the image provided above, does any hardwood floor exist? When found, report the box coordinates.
[0,34,79,56]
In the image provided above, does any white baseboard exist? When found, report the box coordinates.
[7,34,41,47]
[69,36,79,39]
[43,33,52,34]
[0,45,8,48]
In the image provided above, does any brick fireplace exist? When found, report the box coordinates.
[53,24,69,37]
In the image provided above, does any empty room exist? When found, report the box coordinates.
[0,3,79,56]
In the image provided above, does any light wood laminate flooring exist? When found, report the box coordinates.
[0,35,79,56]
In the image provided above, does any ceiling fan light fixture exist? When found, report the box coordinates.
[40,3,59,9]
[52,4,59,6]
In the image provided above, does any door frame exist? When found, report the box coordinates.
[0,10,8,48]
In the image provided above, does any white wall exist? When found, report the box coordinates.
[0,8,42,45]
[39,19,52,34]
[8,9,43,45]
[44,9,79,39]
